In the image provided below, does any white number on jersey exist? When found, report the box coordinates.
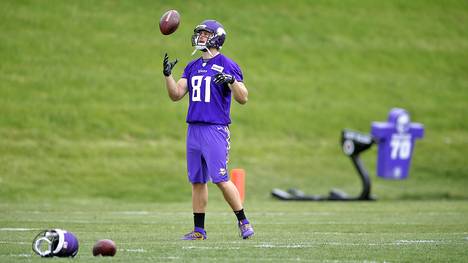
[191,76,211,103]
[390,134,412,160]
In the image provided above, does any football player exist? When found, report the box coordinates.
[163,20,254,240]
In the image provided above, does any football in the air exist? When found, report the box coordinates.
[92,239,117,257]
[159,9,180,35]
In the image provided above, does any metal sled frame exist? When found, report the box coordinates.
[272,129,376,201]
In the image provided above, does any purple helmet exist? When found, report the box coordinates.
[32,229,79,257]
[191,20,226,50]
[387,108,410,133]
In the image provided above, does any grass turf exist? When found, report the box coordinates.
[1,200,467,262]
[1,0,467,202]
[1,0,467,262]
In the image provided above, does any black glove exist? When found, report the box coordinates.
[163,53,178,77]
[214,72,235,85]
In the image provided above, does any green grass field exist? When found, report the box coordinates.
[1,200,467,262]
[1,0,467,261]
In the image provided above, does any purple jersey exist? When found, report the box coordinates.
[371,108,424,179]
[182,53,243,125]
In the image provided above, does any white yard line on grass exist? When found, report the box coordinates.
[0,241,30,245]
[253,240,454,248]
[123,248,146,253]
[183,246,241,250]
[112,211,150,215]
[394,240,441,244]
[159,256,180,260]
[256,243,314,248]
[0,228,38,231]
[9,254,31,257]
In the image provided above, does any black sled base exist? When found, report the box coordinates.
[271,130,376,201]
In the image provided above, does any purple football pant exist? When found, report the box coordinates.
[187,124,230,184]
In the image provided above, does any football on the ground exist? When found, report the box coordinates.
[92,239,117,257]
[159,9,180,35]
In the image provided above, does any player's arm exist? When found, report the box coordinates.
[228,81,248,105]
[214,73,248,105]
[165,76,188,101]
[163,53,188,101]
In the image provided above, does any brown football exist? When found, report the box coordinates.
[159,10,180,35]
[92,239,117,257]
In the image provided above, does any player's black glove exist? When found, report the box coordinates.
[214,72,235,85]
[163,53,178,77]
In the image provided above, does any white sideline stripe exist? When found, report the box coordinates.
[0,241,30,245]
[5,210,464,219]
[124,248,146,253]
[0,240,458,248]
[0,221,448,226]
[3,218,452,226]
[125,249,145,253]
[161,256,180,260]
[0,228,38,231]
[168,257,306,262]
[394,240,439,244]
[256,244,312,248]
[9,254,32,257]
[253,240,455,248]
[259,222,426,225]
[183,246,241,250]
[6,211,337,216]
[112,211,150,215]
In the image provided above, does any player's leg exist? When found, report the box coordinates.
[182,182,208,240]
[192,182,208,213]
[204,125,254,239]
[183,125,207,240]
[215,181,254,239]
[216,181,242,211]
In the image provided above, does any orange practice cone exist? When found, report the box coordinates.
[230,168,245,203]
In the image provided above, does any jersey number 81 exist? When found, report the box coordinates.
[191,76,211,103]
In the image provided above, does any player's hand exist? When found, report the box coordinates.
[214,72,235,85]
[163,53,178,77]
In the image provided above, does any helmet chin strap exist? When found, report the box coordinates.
[205,48,214,57]
[191,45,214,57]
